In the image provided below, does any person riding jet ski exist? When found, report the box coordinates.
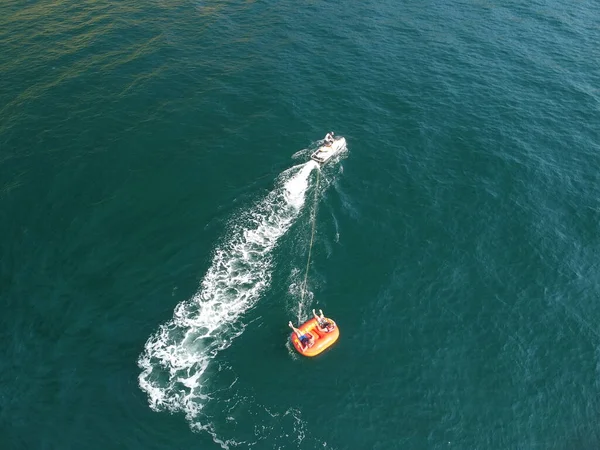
[324,132,335,146]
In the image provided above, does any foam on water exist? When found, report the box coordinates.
[137,160,319,446]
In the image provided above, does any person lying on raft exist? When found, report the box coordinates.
[289,321,315,349]
[313,309,335,333]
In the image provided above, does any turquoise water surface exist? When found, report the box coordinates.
[2,1,600,449]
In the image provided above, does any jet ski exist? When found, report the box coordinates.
[310,135,347,164]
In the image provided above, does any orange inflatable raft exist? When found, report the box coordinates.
[290,318,340,357]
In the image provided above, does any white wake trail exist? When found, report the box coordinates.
[137,161,319,438]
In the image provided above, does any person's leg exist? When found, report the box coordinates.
[319,309,325,319]
[288,321,303,338]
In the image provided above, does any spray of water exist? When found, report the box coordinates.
[137,160,319,445]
